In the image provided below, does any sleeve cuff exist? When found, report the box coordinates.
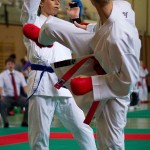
[92,75,114,101]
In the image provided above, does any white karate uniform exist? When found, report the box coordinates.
[20,0,97,150]
[139,65,149,101]
[39,1,141,149]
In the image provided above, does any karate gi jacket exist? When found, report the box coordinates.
[20,0,73,97]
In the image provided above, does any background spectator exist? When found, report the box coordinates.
[9,53,22,72]
[138,60,149,102]
[0,57,28,128]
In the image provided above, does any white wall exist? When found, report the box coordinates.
[148,0,150,35]
[133,0,147,34]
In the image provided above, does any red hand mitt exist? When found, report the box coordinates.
[23,24,53,48]
[70,77,92,95]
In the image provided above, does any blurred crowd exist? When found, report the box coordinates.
[130,60,149,110]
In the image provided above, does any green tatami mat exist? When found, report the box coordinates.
[0,127,81,136]
[1,127,150,150]
[0,143,30,150]
[1,127,150,136]
[0,140,80,150]
[125,129,150,133]
[0,140,150,150]
[0,127,28,136]
[125,140,150,150]
[127,109,150,118]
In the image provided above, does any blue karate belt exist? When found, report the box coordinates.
[26,64,54,103]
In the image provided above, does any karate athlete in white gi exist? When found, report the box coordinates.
[20,0,97,150]
[37,0,141,149]
[139,60,149,102]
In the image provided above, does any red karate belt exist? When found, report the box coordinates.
[54,55,106,124]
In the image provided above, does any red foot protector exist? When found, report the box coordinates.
[70,77,92,95]
[23,24,53,48]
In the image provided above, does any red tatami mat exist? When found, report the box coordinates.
[0,132,150,146]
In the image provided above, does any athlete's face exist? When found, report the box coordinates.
[40,0,60,17]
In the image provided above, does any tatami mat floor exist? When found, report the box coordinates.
[0,98,150,150]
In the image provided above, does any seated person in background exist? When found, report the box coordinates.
[9,53,22,72]
[0,57,28,128]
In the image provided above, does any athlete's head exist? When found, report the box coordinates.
[39,0,60,17]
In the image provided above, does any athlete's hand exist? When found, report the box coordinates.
[66,2,80,19]
[74,21,87,30]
